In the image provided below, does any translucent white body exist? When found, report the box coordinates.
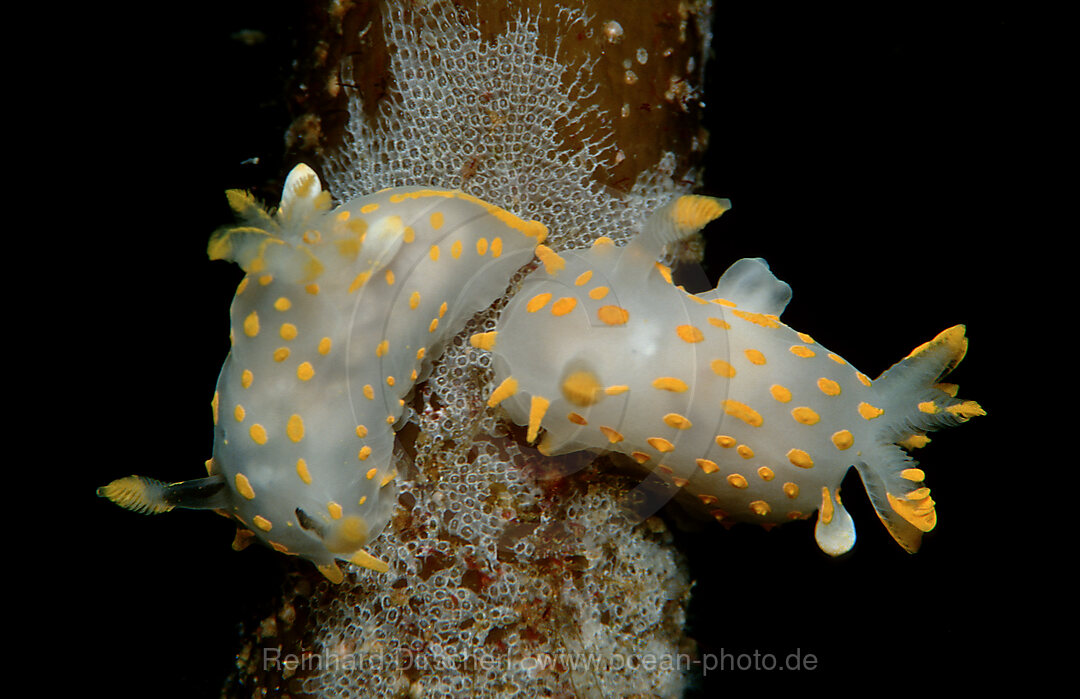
[207,166,546,574]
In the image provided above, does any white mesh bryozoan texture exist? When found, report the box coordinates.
[298,2,711,696]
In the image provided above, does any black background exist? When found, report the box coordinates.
[58,2,1036,696]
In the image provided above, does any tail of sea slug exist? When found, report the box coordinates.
[854,325,985,552]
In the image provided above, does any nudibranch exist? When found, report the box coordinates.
[477,195,984,555]
[99,164,546,582]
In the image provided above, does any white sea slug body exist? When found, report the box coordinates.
[99,164,547,581]
[479,195,983,555]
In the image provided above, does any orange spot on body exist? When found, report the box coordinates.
[770,384,792,402]
[234,473,256,500]
[697,458,719,474]
[676,324,704,343]
[787,449,814,469]
[723,400,763,427]
[599,426,624,443]
[733,309,780,328]
[749,500,772,516]
[818,377,841,396]
[296,458,312,484]
[249,424,268,445]
[647,437,675,453]
[526,292,552,313]
[858,402,884,420]
[551,297,577,316]
[597,305,629,325]
[243,311,260,337]
[652,377,688,392]
[711,359,735,377]
[744,349,766,365]
[287,414,304,442]
[663,413,692,429]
